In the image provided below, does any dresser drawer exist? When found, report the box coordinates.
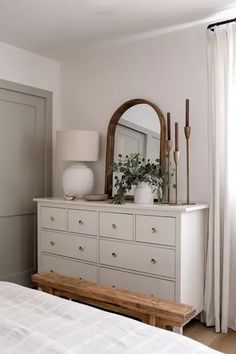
[100,240,175,278]
[68,209,97,235]
[41,254,97,282]
[100,267,175,301]
[136,215,175,246]
[99,212,133,240]
[42,231,97,262]
[41,207,66,231]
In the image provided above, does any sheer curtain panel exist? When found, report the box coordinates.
[205,23,236,333]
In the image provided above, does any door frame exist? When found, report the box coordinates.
[0,78,52,196]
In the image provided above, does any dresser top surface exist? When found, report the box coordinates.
[34,198,208,213]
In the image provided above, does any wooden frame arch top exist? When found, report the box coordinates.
[105,98,166,197]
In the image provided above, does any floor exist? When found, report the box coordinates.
[184,320,236,354]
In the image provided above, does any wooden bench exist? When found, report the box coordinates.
[32,272,196,331]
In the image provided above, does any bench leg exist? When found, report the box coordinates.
[148,315,156,326]
[47,287,55,295]
[165,325,174,331]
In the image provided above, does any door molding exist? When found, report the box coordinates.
[0,78,52,196]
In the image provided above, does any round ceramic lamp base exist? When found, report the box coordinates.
[62,162,94,199]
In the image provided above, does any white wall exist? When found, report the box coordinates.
[60,23,208,202]
[0,41,61,195]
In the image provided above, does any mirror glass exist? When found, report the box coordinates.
[114,104,160,164]
[105,98,165,198]
[113,104,161,196]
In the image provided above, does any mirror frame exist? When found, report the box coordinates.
[104,98,166,197]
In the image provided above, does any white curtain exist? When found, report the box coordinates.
[205,23,236,333]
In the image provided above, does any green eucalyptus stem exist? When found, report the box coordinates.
[111,153,165,204]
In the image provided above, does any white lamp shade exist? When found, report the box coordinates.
[56,130,99,161]
[56,130,99,198]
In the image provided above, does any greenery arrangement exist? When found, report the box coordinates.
[111,153,164,204]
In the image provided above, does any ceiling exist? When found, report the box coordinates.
[0,0,236,59]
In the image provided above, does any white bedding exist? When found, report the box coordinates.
[0,282,221,354]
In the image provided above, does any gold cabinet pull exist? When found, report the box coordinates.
[112,223,117,230]
[79,276,83,280]
[151,258,157,264]
[151,227,157,233]
[50,240,55,246]
[50,216,55,222]
[78,246,84,252]
[112,252,117,258]
[78,220,84,225]
[112,285,116,288]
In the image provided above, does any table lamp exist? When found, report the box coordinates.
[56,130,99,198]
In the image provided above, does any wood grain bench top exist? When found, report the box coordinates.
[32,272,196,329]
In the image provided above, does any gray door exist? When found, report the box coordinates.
[0,85,52,286]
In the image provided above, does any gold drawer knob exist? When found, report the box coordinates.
[79,276,83,280]
[112,224,117,230]
[151,227,157,233]
[112,252,117,258]
[112,285,116,288]
[78,246,84,252]
[50,216,55,222]
[151,258,157,264]
[50,240,55,246]
[78,220,84,225]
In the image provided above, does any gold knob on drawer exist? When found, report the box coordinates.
[78,246,84,252]
[112,285,116,288]
[151,227,157,233]
[112,224,117,230]
[50,216,55,222]
[151,258,157,264]
[112,252,117,258]
[78,220,84,225]
[78,276,83,280]
[50,240,55,246]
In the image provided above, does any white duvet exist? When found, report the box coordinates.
[0,282,221,354]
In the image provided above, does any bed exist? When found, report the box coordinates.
[0,281,221,354]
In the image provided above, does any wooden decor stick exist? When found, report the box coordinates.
[174,151,180,204]
[174,122,179,205]
[184,127,191,204]
[166,140,172,204]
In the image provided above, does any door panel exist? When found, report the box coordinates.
[0,215,34,276]
[114,124,145,161]
[0,90,45,216]
[0,86,50,286]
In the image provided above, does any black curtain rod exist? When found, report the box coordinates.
[208,18,236,31]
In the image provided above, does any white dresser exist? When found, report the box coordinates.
[35,198,208,318]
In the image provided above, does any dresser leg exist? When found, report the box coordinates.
[173,326,183,335]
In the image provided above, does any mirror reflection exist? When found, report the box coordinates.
[114,104,160,164]
[113,104,161,196]
[104,98,165,198]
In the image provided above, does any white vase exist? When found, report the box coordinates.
[134,182,154,204]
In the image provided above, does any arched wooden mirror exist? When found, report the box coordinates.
[105,98,166,198]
